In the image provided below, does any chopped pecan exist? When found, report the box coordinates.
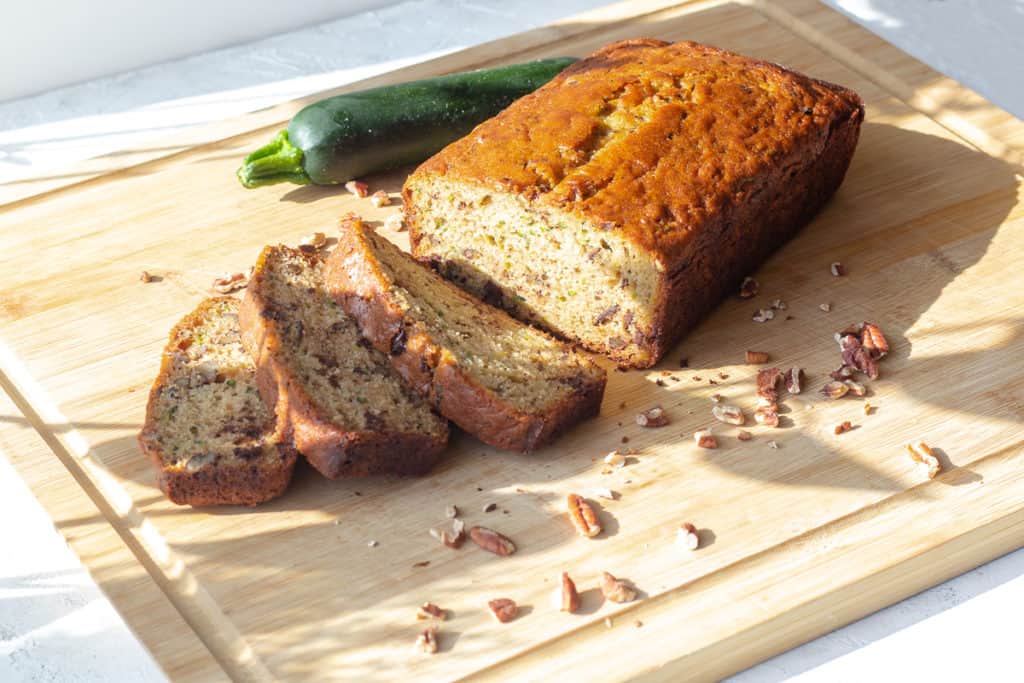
[737,429,753,441]
[834,420,853,435]
[211,271,249,294]
[600,572,637,603]
[559,572,581,613]
[417,603,447,620]
[469,526,516,556]
[752,308,775,323]
[784,367,804,394]
[603,450,625,469]
[445,504,458,519]
[753,405,780,427]
[907,442,941,479]
[442,518,466,549]
[139,270,154,283]
[344,179,369,197]
[843,379,867,396]
[863,402,873,415]
[636,406,669,428]
[840,333,879,380]
[830,365,855,381]
[819,302,832,312]
[370,190,391,207]
[413,626,438,654]
[487,598,519,623]
[712,404,745,425]
[830,261,845,276]
[821,381,850,399]
[756,367,783,399]
[566,494,602,538]
[384,213,406,231]
[677,522,700,551]
[746,350,770,364]
[299,231,327,250]
[739,276,759,298]
[694,429,718,448]
[861,322,889,358]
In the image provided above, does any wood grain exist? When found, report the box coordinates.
[0,1,1022,680]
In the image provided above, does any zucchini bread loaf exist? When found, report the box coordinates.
[326,217,606,452]
[405,39,864,367]
[139,297,297,506]
[239,245,449,478]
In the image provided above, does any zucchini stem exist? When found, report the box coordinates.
[236,130,311,188]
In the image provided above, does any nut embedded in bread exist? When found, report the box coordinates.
[326,218,606,452]
[138,297,297,506]
[238,245,449,478]
[405,39,864,368]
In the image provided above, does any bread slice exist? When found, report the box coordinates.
[138,297,297,506]
[238,245,448,478]
[405,39,864,368]
[326,217,606,452]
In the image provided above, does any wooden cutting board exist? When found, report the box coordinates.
[1,0,1022,680]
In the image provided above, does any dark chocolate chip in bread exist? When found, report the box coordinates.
[239,245,448,478]
[326,218,606,452]
[138,297,297,506]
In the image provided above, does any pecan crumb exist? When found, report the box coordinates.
[712,404,745,425]
[745,350,770,364]
[907,442,941,479]
[771,298,786,310]
[367,539,379,548]
[600,572,637,603]
[655,378,666,387]
[737,430,753,441]
[603,450,625,470]
[441,518,466,549]
[694,429,718,449]
[566,493,602,538]
[843,379,867,396]
[384,213,406,231]
[370,190,391,207]
[413,626,438,654]
[445,504,458,519]
[469,526,516,556]
[819,303,832,312]
[558,572,581,613]
[719,372,729,380]
[821,381,850,400]
[139,270,153,283]
[739,276,759,298]
[830,261,845,277]
[344,179,369,197]
[677,522,700,551]
[620,435,630,444]
[692,376,702,382]
[863,402,873,415]
[211,271,249,294]
[767,440,779,449]
[487,598,519,623]
[752,308,775,323]
[834,420,853,435]
[710,393,723,403]
[417,603,447,620]
[636,406,669,428]
[412,560,430,568]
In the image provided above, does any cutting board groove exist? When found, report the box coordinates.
[1,1,1022,681]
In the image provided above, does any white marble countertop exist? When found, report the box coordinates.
[1,1,1021,681]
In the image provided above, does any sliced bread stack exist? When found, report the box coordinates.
[238,245,450,479]
[138,297,297,507]
[326,217,607,452]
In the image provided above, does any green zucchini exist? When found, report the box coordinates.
[237,57,577,188]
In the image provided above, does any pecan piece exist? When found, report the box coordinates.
[558,572,581,613]
[487,598,519,623]
[843,379,867,397]
[694,429,718,448]
[600,572,637,603]
[712,404,745,426]
[413,626,438,654]
[370,190,391,207]
[444,504,458,519]
[677,522,700,551]
[861,322,889,358]
[443,519,466,549]
[469,526,516,556]
[753,405,780,427]
[830,261,845,277]
[820,381,850,400]
[211,271,249,294]
[784,367,803,394]
[756,367,783,399]
[344,179,369,197]
[139,270,154,283]
[738,276,759,298]
[830,364,855,381]
[819,302,832,312]
[737,429,753,441]
[636,406,669,428]
[299,231,327,250]
[567,494,602,538]
[384,213,406,231]
[834,420,853,435]
[907,442,941,479]
[417,603,448,620]
[746,350,770,364]
[752,308,775,323]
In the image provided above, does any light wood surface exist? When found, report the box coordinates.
[1,1,1022,681]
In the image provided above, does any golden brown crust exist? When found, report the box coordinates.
[326,223,605,452]
[138,297,297,507]
[238,247,448,478]
[406,39,864,367]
